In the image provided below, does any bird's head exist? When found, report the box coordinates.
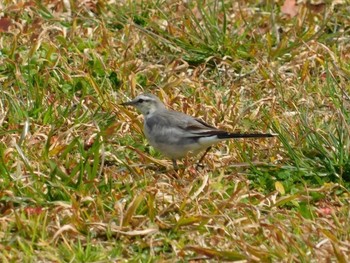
[121,93,166,116]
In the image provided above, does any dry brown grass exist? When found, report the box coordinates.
[0,0,349,261]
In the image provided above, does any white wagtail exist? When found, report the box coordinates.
[122,93,276,169]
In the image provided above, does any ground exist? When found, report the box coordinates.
[0,0,349,261]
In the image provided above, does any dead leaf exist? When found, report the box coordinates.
[275,181,285,195]
[24,206,44,215]
[0,17,12,32]
[281,0,299,18]
[111,228,158,236]
[306,2,326,13]
[52,224,78,242]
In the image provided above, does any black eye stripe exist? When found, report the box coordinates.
[138,99,144,103]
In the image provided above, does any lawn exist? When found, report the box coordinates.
[0,0,349,261]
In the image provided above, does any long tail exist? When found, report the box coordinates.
[216,132,277,139]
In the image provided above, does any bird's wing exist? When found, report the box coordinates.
[146,109,226,138]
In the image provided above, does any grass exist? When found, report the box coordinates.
[0,0,350,261]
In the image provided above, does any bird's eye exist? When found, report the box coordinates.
[138,99,144,103]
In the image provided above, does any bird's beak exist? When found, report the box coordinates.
[121,100,136,106]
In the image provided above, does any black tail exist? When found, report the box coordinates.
[217,132,277,139]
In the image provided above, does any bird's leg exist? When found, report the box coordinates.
[196,146,212,169]
[170,159,184,181]
[172,159,178,170]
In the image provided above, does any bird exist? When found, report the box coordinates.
[122,93,276,169]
